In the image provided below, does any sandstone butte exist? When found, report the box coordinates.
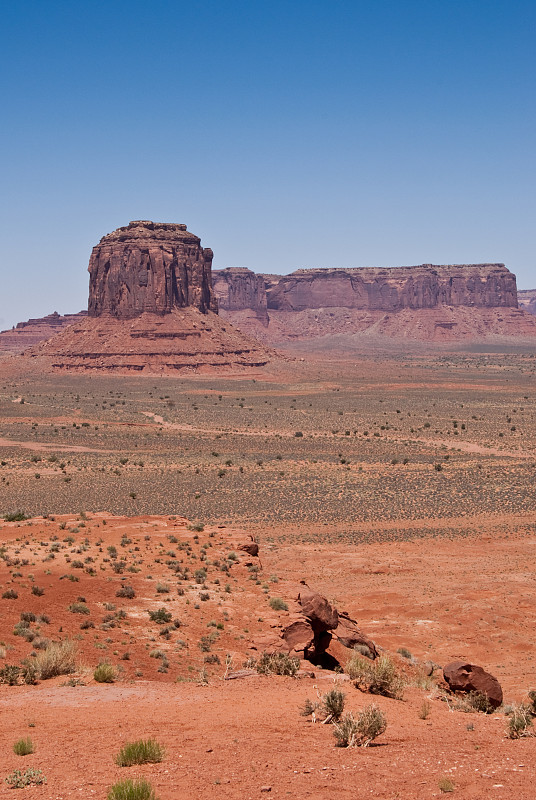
[518,288,536,316]
[21,221,274,373]
[213,264,536,344]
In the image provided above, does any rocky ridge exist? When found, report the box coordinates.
[213,264,536,343]
[0,311,87,354]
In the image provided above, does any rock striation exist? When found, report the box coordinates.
[0,311,87,354]
[215,264,536,344]
[265,264,518,312]
[25,222,275,374]
[213,268,269,325]
[518,289,536,316]
[88,220,217,318]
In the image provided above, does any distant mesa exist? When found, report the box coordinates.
[518,289,536,316]
[21,221,273,374]
[0,311,87,354]
[213,264,536,344]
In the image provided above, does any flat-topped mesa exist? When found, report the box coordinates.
[265,264,518,312]
[518,289,536,315]
[212,268,269,325]
[88,220,217,318]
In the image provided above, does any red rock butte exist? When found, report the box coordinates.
[88,220,217,318]
[24,222,274,373]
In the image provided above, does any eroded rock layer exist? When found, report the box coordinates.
[265,264,518,311]
[0,312,87,353]
[215,264,536,343]
[88,220,217,318]
[518,289,536,316]
[213,268,269,325]
[28,309,273,374]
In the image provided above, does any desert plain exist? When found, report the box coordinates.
[1,349,536,799]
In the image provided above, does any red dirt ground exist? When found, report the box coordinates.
[1,513,535,799]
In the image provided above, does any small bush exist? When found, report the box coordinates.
[115,738,165,767]
[116,585,136,599]
[333,704,387,747]
[34,640,76,680]
[256,652,299,677]
[438,777,455,793]
[4,511,29,522]
[455,690,495,714]
[187,522,204,532]
[322,689,346,722]
[94,662,116,683]
[68,601,90,615]
[419,699,431,720]
[13,737,34,756]
[397,647,412,660]
[506,704,534,739]
[107,778,158,800]
[0,665,21,685]
[148,608,172,624]
[5,768,46,788]
[346,654,404,699]
[2,589,18,599]
[268,597,288,611]
[31,585,45,596]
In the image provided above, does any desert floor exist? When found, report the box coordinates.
[0,350,535,798]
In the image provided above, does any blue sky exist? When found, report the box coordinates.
[1,0,534,329]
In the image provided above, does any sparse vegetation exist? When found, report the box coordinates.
[346,654,404,699]
[13,737,34,756]
[333,704,387,747]
[255,651,299,677]
[107,778,158,800]
[115,738,165,767]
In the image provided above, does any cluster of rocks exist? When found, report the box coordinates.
[253,582,377,667]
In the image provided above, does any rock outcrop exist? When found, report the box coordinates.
[443,660,503,709]
[0,311,87,354]
[264,264,518,312]
[518,289,536,315]
[254,583,377,668]
[88,220,217,318]
[25,222,275,374]
[213,268,268,325]
[215,264,536,344]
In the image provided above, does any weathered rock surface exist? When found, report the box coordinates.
[88,220,217,318]
[297,583,339,631]
[213,268,269,325]
[333,611,379,658]
[257,583,376,668]
[265,264,518,311]
[0,311,87,354]
[216,264,536,343]
[26,222,276,374]
[518,289,536,315]
[443,660,503,708]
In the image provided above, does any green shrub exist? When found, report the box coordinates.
[506,704,534,739]
[107,778,158,800]
[5,768,46,788]
[94,662,116,683]
[346,654,404,699]
[34,640,76,680]
[256,652,299,677]
[3,511,29,522]
[68,601,90,615]
[268,597,288,611]
[13,737,34,756]
[115,738,165,767]
[0,665,21,685]
[322,688,346,722]
[148,608,172,624]
[333,704,387,747]
[2,589,18,599]
[116,585,136,599]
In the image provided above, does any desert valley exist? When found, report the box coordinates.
[0,220,535,799]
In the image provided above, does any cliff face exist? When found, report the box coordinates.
[264,264,518,312]
[518,289,536,315]
[88,220,217,318]
[212,268,269,325]
[0,311,87,353]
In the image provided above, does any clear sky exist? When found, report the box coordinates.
[1,0,534,330]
